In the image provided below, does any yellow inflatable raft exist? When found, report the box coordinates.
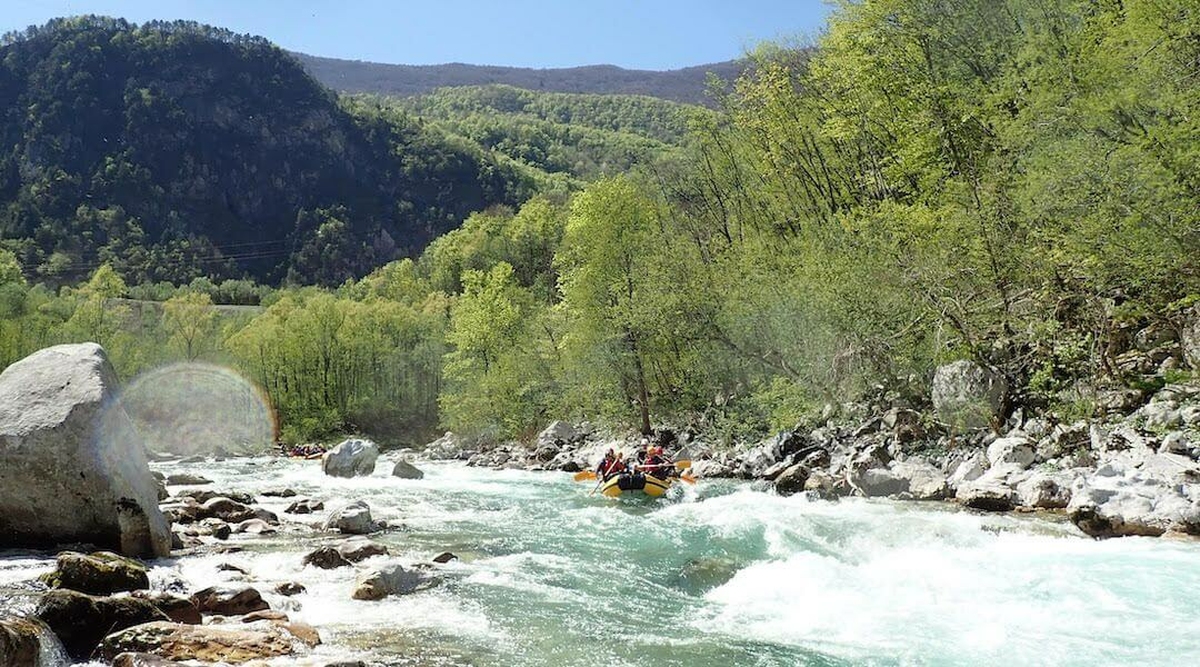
[599,471,673,498]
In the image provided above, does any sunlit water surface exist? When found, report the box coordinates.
[3,457,1200,666]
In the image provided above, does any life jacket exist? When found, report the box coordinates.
[596,456,614,474]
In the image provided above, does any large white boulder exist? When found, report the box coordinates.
[932,360,1007,430]
[322,438,379,478]
[0,343,171,557]
[986,436,1036,469]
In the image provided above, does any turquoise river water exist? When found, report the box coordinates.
[3,456,1200,666]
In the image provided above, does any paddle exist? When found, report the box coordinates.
[674,459,691,470]
[573,470,597,482]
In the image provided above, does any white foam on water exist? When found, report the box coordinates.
[686,493,1200,665]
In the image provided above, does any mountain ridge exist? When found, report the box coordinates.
[292,52,745,105]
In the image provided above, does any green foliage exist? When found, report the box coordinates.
[396,85,708,181]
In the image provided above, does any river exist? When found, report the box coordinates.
[4,456,1200,666]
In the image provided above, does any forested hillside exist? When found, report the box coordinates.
[293,53,744,105]
[0,17,531,285]
[394,84,708,182]
[1,1,1195,448]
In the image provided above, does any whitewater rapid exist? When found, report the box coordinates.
[3,456,1199,666]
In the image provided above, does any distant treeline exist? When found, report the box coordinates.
[293,53,745,106]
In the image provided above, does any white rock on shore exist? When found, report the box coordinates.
[0,343,172,557]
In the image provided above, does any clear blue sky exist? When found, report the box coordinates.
[3,0,832,70]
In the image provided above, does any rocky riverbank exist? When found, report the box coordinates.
[431,362,1200,540]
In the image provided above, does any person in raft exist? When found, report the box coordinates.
[642,445,676,478]
[596,449,627,480]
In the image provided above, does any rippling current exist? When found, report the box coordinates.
[4,456,1200,666]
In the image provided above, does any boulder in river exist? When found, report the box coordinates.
[98,621,298,662]
[1,618,61,666]
[0,343,171,557]
[285,497,325,514]
[392,460,425,479]
[324,500,385,535]
[932,360,1007,430]
[163,473,212,486]
[351,562,433,600]
[35,588,167,661]
[131,591,201,624]
[322,439,379,478]
[40,551,149,595]
[190,586,269,616]
[339,538,389,562]
[303,546,352,569]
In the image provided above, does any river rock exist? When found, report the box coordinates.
[773,463,810,496]
[98,621,296,662]
[190,586,269,616]
[261,488,298,498]
[955,464,1025,512]
[0,618,51,666]
[274,582,306,596]
[424,432,464,460]
[175,489,255,505]
[932,360,1007,430]
[1067,456,1200,537]
[351,563,431,600]
[432,552,458,564]
[850,467,909,497]
[322,439,380,478]
[0,343,171,557]
[234,518,276,535]
[111,653,179,666]
[286,498,325,514]
[164,473,212,486]
[986,436,1036,469]
[35,589,167,660]
[324,500,384,535]
[200,497,257,523]
[1016,472,1072,509]
[890,460,948,500]
[41,551,149,595]
[392,460,425,480]
[947,450,988,490]
[339,538,389,562]
[303,546,352,569]
[131,591,202,624]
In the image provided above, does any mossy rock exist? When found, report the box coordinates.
[39,551,150,595]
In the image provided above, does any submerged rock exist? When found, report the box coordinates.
[351,562,433,601]
[190,586,269,616]
[0,343,171,557]
[41,551,149,596]
[164,473,212,486]
[339,538,389,563]
[322,439,379,478]
[131,591,201,625]
[0,618,56,666]
[391,460,425,480]
[35,588,167,660]
[303,546,352,570]
[98,621,297,662]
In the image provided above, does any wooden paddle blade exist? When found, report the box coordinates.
[574,470,597,482]
[674,459,692,470]
[680,473,697,484]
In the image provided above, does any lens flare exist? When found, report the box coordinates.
[113,363,276,456]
